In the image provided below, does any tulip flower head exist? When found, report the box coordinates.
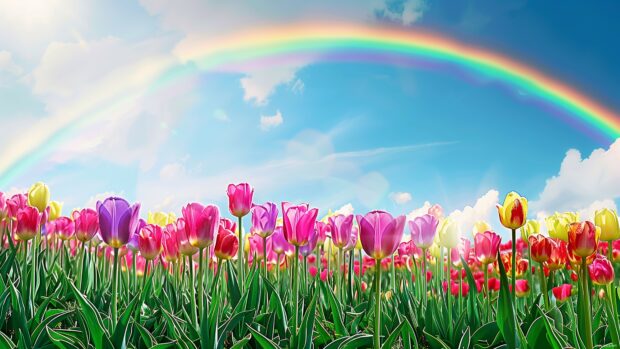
[271,227,294,256]
[428,204,443,219]
[214,224,239,260]
[515,279,530,297]
[546,239,568,271]
[27,182,50,213]
[552,284,573,303]
[595,208,620,241]
[328,214,355,249]
[97,197,141,249]
[169,219,198,256]
[357,211,405,260]
[497,191,528,230]
[315,221,330,246]
[520,220,539,243]
[568,221,600,258]
[227,183,254,218]
[0,192,7,221]
[48,201,63,221]
[7,193,28,219]
[474,231,501,265]
[250,202,278,238]
[546,212,579,241]
[54,216,75,241]
[138,224,163,260]
[438,218,461,249]
[588,254,614,285]
[282,202,319,247]
[182,203,220,249]
[472,220,491,236]
[73,208,99,242]
[162,232,180,262]
[529,234,553,263]
[15,206,44,241]
[409,214,439,249]
[300,228,319,257]
[147,211,176,227]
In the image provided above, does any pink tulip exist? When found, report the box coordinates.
[249,233,272,261]
[0,192,7,220]
[219,218,237,233]
[474,231,501,264]
[281,202,319,247]
[7,193,28,219]
[409,214,439,249]
[357,211,406,260]
[214,224,239,260]
[73,208,99,242]
[182,203,219,249]
[588,254,615,285]
[271,226,294,256]
[328,214,355,249]
[15,206,44,241]
[227,183,254,218]
[54,216,75,241]
[316,221,330,245]
[168,219,197,256]
[138,224,163,260]
[162,232,180,262]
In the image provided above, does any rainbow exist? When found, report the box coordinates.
[1,23,619,186]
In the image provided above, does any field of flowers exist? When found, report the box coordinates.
[0,182,618,348]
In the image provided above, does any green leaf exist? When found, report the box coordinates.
[381,320,407,349]
[111,295,140,348]
[496,250,524,349]
[297,289,319,349]
[65,274,108,349]
[46,328,82,349]
[338,333,374,349]
[248,325,281,349]
[321,281,348,337]
[9,282,32,348]
[0,331,16,349]
[458,327,471,349]
[229,335,251,349]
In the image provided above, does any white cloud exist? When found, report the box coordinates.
[0,51,22,76]
[160,162,187,180]
[531,139,620,213]
[406,201,432,221]
[448,189,500,235]
[260,110,284,130]
[241,65,303,105]
[376,0,426,25]
[334,203,355,216]
[84,191,125,209]
[390,191,412,205]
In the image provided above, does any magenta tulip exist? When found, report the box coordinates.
[328,214,355,248]
[271,227,294,256]
[73,208,99,242]
[474,231,502,265]
[282,202,319,247]
[227,183,254,218]
[15,206,44,241]
[182,203,219,249]
[54,216,75,241]
[357,211,406,260]
[250,202,278,238]
[409,214,439,249]
[138,224,163,261]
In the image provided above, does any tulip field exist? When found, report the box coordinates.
[1,182,620,349]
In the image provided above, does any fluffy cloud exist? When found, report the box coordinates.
[241,65,303,105]
[260,110,284,130]
[334,203,355,216]
[531,139,620,214]
[406,201,432,221]
[376,0,426,25]
[448,189,500,235]
[390,191,412,205]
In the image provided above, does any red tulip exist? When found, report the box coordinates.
[15,206,44,241]
[138,224,163,261]
[568,221,599,258]
[73,208,99,242]
[515,279,530,297]
[529,234,552,263]
[182,203,219,249]
[214,225,239,260]
[546,239,568,271]
[552,284,573,302]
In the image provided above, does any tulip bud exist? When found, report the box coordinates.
[595,208,620,241]
[48,201,63,221]
[515,279,530,297]
[529,234,552,263]
[497,192,528,230]
[227,183,253,218]
[472,220,491,236]
[552,284,573,303]
[588,254,614,285]
[214,225,239,260]
[27,182,50,213]
[438,218,461,249]
[568,221,600,258]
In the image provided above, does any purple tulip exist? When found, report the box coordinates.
[250,202,278,238]
[409,214,439,249]
[282,202,319,247]
[357,211,405,260]
[181,203,220,249]
[97,197,141,249]
[316,221,330,245]
[300,227,319,257]
[271,227,294,256]
[227,183,254,218]
[328,214,355,249]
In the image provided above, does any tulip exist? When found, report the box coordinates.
[546,239,568,271]
[138,224,163,261]
[329,214,355,249]
[546,212,579,241]
[97,196,140,330]
[227,183,253,218]
[496,191,528,230]
[15,206,44,241]
[595,208,620,245]
[181,203,219,249]
[428,204,443,219]
[357,211,405,349]
[282,202,319,247]
[54,216,75,241]
[214,225,239,260]
[472,220,491,236]
[147,211,176,227]
[474,231,501,265]
[27,182,50,213]
[438,218,461,249]
[409,214,439,249]
[588,254,614,285]
[97,197,141,249]
[515,279,530,297]
[162,232,180,263]
[272,227,294,257]
[529,234,552,263]
[48,201,63,221]
[250,202,278,238]
[73,209,99,243]
[552,284,573,303]
[568,221,600,258]
[0,192,7,221]
[520,220,539,243]
[7,193,28,219]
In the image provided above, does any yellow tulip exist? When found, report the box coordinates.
[429,242,441,258]
[595,208,620,241]
[48,201,63,221]
[520,220,540,243]
[438,218,461,248]
[546,212,579,241]
[472,220,491,236]
[27,182,50,212]
[147,211,176,227]
[497,191,528,230]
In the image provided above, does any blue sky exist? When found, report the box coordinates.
[1,0,619,235]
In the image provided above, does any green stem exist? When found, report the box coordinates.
[188,255,198,329]
[539,262,550,310]
[210,259,222,294]
[581,259,593,349]
[338,248,343,301]
[198,248,204,322]
[348,250,354,303]
[422,248,427,306]
[447,250,453,331]
[511,228,516,308]
[606,283,620,347]
[391,253,396,292]
[237,216,244,291]
[263,236,268,279]
[111,247,119,331]
[484,264,489,322]
[374,259,382,349]
[293,246,300,337]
